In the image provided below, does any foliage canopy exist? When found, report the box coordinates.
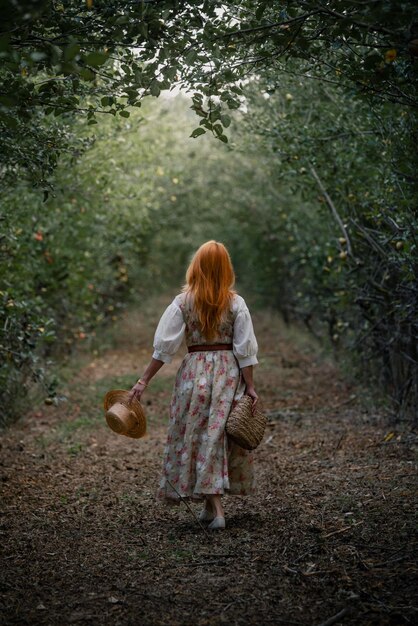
[1,0,417,186]
[1,1,417,420]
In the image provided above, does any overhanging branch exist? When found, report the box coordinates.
[309,165,353,255]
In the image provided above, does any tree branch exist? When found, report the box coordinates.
[309,165,353,255]
[213,10,321,41]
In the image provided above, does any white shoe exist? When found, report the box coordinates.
[199,508,215,522]
[208,516,225,530]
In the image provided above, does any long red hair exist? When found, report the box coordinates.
[183,241,235,341]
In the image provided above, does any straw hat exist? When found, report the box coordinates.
[103,389,146,439]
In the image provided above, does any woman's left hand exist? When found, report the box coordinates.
[245,386,259,414]
[128,381,147,404]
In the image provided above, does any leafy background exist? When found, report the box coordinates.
[1,0,417,422]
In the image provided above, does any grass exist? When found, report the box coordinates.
[32,362,175,455]
[67,442,85,456]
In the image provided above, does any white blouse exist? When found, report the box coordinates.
[152,294,258,368]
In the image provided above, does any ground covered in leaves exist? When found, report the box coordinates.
[1,295,417,625]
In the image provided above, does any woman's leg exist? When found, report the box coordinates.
[206,494,224,518]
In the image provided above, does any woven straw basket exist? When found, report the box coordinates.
[226,394,267,450]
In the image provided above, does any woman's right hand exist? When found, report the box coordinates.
[245,386,259,413]
[128,381,147,404]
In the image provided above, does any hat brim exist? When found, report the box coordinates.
[104,389,146,439]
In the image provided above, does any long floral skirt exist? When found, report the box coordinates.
[156,350,255,503]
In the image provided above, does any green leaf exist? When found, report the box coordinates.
[116,16,130,25]
[190,127,206,138]
[220,114,231,128]
[79,67,95,81]
[208,110,221,123]
[184,49,198,65]
[64,43,80,62]
[227,97,240,110]
[150,82,161,97]
[139,22,148,38]
[218,134,228,144]
[85,52,108,67]
[164,65,178,81]
[213,123,223,136]
[119,110,130,118]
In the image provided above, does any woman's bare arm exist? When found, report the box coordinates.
[241,365,258,409]
[128,357,165,402]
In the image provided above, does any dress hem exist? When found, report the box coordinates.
[156,488,254,505]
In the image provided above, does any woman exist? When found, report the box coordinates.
[129,241,258,530]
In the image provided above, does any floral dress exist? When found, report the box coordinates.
[153,292,258,503]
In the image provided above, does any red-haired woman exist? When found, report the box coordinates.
[129,241,258,530]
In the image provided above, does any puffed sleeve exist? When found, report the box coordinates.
[152,297,186,364]
[233,296,258,368]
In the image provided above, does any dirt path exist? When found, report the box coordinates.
[1,296,417,626]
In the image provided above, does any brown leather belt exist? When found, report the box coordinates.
[188,343,233,353]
